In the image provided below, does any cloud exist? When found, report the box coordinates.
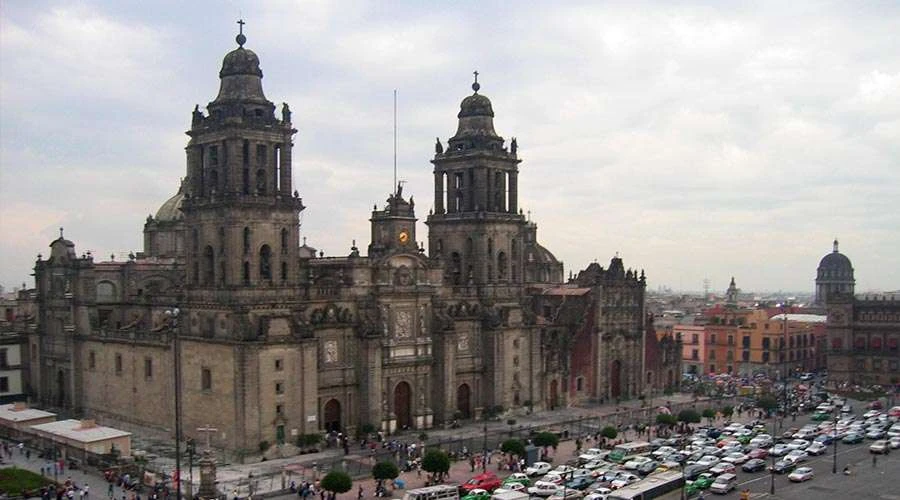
[2,1,899,293]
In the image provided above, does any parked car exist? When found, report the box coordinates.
[747,448,769,460]
[709,462,736,475]
[869,440,891,454]
[890,437,900,450]
[771,460,795,474]
[785,450,808,464]
[461,489,491,500]
[806,442,827,456]
[742,459,767,473]
[502,473,531,487]
[721,452,749,465]
[462,472,502,493]
[526,462,553,477]
[788,466,814,482]
[609,473,640,490]
[528,482,561,497]
[843,433,864,444]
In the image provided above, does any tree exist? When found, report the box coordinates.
[501,438,526,457]
[422,449,451,482]
[756,394,778,416]
[656,413,677,427]
[721,406,734,419]
[372,461,399,483]
[601,426,618,440]
[321,471,352,496]
[533,432,560,449]
[678,409,701,424]
[702,408,716,425]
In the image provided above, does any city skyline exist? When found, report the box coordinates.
[2,1,899,293]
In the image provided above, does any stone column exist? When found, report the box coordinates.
[508,170,518,214]
[434,171,445,214]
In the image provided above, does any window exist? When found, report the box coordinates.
[0,348,7,368]
[692,334,699,345]
[762,352,770,363]
[201,367,212,391]
[259,245,272,280]
[832,338,843,350]
[209,146,218,165]
[710,334,716,345]
[275,382,284,395]
[0,377,7,393]
[276,404,284,415]
[576,377,584,392]
[256,144,267,165]
[854,337,866,350]
[274,359,283,371]
[727,335,734,346]
[144,357,153,379]
[888,338,898,351]
[709,350,715,360]
[115,354,123,375]
[88,351,95,370]
[691,349,699,360]
[709,364,716,374]
[742,350,749,362]
[762,338,771,349]
[726,351,734,361]
[870,337,882,349]
[243,227,251,254]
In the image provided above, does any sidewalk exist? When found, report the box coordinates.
[0,444,120,500]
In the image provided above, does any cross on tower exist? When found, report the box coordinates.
[237,19,245,35]
[196,424,219,451]
[473,71,479,84]
[472,70,481,93]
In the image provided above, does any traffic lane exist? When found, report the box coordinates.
[709,440,896,498]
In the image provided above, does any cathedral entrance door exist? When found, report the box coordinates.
[456,384,471,419]
[394,382,412,429]
[323,399,341,432]
[610,360,622,399]
[549,379,559,410]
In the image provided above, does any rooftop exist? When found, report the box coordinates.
[0,403,56,422]
[30,419,131,443]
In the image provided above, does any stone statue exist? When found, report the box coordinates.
[435,138,444,154]
[282,102,291,123]
[510,137,517,155]
[192,104,203,124]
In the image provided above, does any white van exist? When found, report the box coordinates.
[709,473,737,494]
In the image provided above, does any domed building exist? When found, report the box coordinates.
[22,31,653,456]
[815,239,854,306]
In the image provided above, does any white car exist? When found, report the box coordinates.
[528,481,562,497]
[785,450,808,464]
[769,444,790,456]
[806,442,827,455]
[695,455,720,467]
[526,461,552,477]
[552,465,576,476]
[786,439,810,450]
[652,446,677,459]
[583,488,613,500]
[721,452,749,465]
[579,448,607,462]
[493,484,527,494]
[788,466,814,482]
[709,462,736,475]
[609,473,639,490]
[623,456,653,471]
[581,459,608,470]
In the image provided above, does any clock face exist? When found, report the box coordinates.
[398,230,409,244]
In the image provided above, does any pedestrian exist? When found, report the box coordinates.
[84,485,90,500]
[358,486,363,500]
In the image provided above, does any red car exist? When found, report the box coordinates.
[748,448,769,460]
[461,472,502,493]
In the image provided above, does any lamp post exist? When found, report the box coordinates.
[769,406,776,495]
[832,410,839,474]
[482,421,487,473]
[166,307,183,500]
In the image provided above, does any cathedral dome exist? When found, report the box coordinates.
[155,187,184,222]
[817,239,853,277]
[219,47,263,78]
[458,93,494,119]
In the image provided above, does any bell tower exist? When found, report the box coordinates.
[181,28,304,290]
[426,75,527,291]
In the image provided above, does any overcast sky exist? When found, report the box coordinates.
[2,1,899,295]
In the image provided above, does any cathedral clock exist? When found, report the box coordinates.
[398,230,409,244]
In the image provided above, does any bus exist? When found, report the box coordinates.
[401,484,460,500]
[605,471,684,500]
[608,441,653,464]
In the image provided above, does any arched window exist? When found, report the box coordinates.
[497,251,508,280]
[259,245,272,281]
[256,169,267,195]
[203,246,215,284]
[242,168,250,194]
[243,227,251,254]
[450,252,462,285]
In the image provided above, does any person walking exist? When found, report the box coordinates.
[357,486,363,500]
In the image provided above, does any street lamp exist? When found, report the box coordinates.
[482,422,487,473]
[832,410,839,474]
[769,408,776,495]
[166,307,183,500]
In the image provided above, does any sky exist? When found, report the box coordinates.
[1,0,899,295]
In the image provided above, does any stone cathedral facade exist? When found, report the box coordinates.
[21,34,652,454]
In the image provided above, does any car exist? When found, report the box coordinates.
[552,465,576,476]
[583,488,613,500]
[635,460,660,476]
[800,373,814,381]
[581,459,608,471]
[788,466,814,482]
[747,448,769,460]
[721,452,749,465]
[609,473,639,490]
[548,490,584,500]
[866,429,886,440]
[689,473,714,490]
[683,463,711,480]
[563,476,596,491]
[528,482,562,497]
[651,446,677,459]
[842,433,864,444]
[709,462,736,475]
[694,455,720,467]
[493,484,527,494]
[462,472,502,493]
[623,456,652,471]
[786,439,809,451]
[579,448,607,462]
[785,450,808,464]
[461,489,491,500]
[869,440,891,454]
[769,444,790,456]
[771,460,795,474]
[502,473,531,487]
[863,410,882,419]
[806,442,827,456]
[526,462,553,477]
[814,434,835,446]
[543,474,566,486]
[841,405,853,414]
[890,437,900,449]
[742,458,767,473]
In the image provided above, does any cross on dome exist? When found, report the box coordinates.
[236,19,247,47]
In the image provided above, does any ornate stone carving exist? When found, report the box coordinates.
[324,340,338,363]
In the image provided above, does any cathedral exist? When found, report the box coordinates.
[21,31,656,453]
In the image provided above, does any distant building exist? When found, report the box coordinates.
[815,239,854,306]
